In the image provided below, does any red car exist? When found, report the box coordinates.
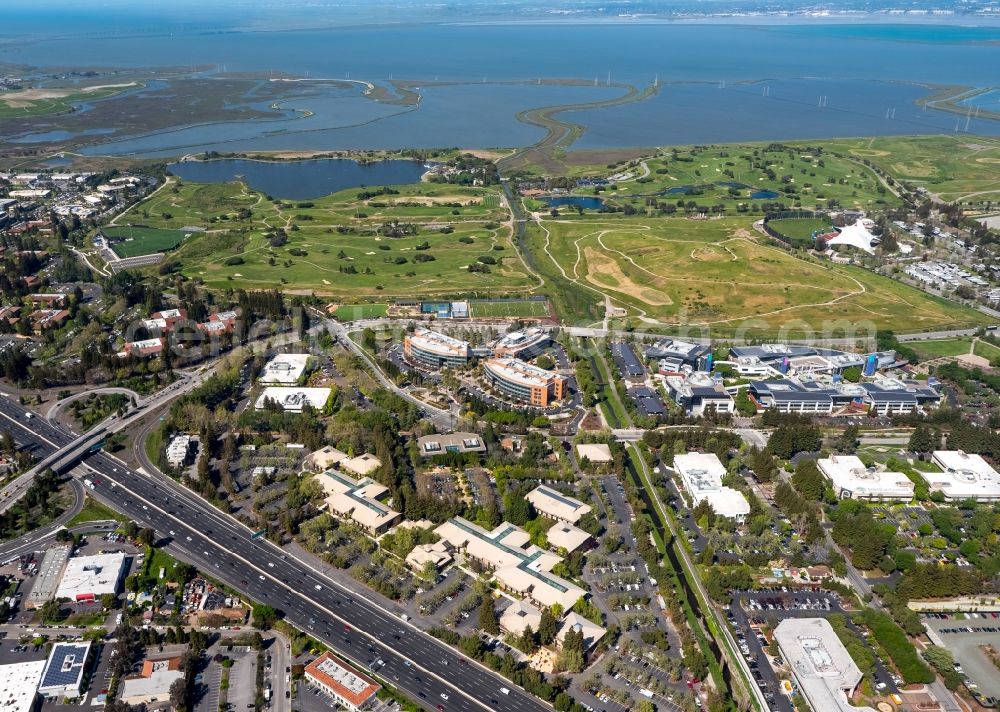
[437,706,445,711]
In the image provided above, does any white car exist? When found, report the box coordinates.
[440,693,449,701]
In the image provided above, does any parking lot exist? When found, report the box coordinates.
[925,613,1000,701]
[729,589,899,710]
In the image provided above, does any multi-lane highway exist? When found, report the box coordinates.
[0,394,549,712]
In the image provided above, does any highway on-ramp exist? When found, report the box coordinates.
[0,395,549,712]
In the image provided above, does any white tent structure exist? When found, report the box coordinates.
[825,220,879,254]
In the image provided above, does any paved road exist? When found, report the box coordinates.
[0,397,548,712]
[45,387,140,424]
[316,316,457,431]
[0,477,86,560]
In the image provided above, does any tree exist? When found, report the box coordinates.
[252,603,280,630]
[168,677,187,709]
[835,425,859,454]
[735,388,756,416]
[791,459,825,501]
[478,597,499,636]
[637,701,656,712]
[557,627,585,673]
[137,528,155,547]
[908,424,937,454]
[519,624,538,654]
[39,598,64,623]
[100,593,118,610]
[538,608,558,646]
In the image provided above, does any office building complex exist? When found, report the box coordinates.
[482,357,566,406]
[403,328,472,369]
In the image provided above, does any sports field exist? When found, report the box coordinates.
[470,300,551,318]
[334,303,389,320]
[104,226,190,257]
[116,179,539,298]
[526,214,992,336]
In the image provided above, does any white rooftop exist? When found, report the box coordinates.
[817,455,914,501]
[927,451,1000,501]
[484,357,561,389]
[825,220,878,254]
[409,328,471,357]
[575,443,613,463]
[673,452,750,520]
[260,353,310,384]
[526,485,592,524]
[255,387,331,412]
[774,618,876,712]
[546,521,592,553]
[55,552,126,601]
[0,660,45,712]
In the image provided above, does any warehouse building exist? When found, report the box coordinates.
[26,545,71,609]
[672,453,750,522]
[817,455,914,501]
[774,618,876,712]
[926,451,1000,502]
[0,659,45,712]
[304,653,380,711]
[38,642,91,698]
[55,552,127,603]
[403,328,472,369]
[482,357,566,406]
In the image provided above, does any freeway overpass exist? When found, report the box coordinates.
[0,368,212,513]
[0,395,550,712]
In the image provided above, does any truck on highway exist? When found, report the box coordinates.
[83,479,95,490]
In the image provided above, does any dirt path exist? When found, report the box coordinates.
[539,217,874,327]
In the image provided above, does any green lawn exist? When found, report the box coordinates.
[767,217,834,245]
[524,215,992,335]
[334,303,389,320]
[67,497,128,527]
[974,339,1000,361]
[562,142,899,216]
[910,338,973,360]
[104,226,191,257]
[117,179,539,299]
[470,300,551,318]
[818,135,1000,204]
[145,546,178,581]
